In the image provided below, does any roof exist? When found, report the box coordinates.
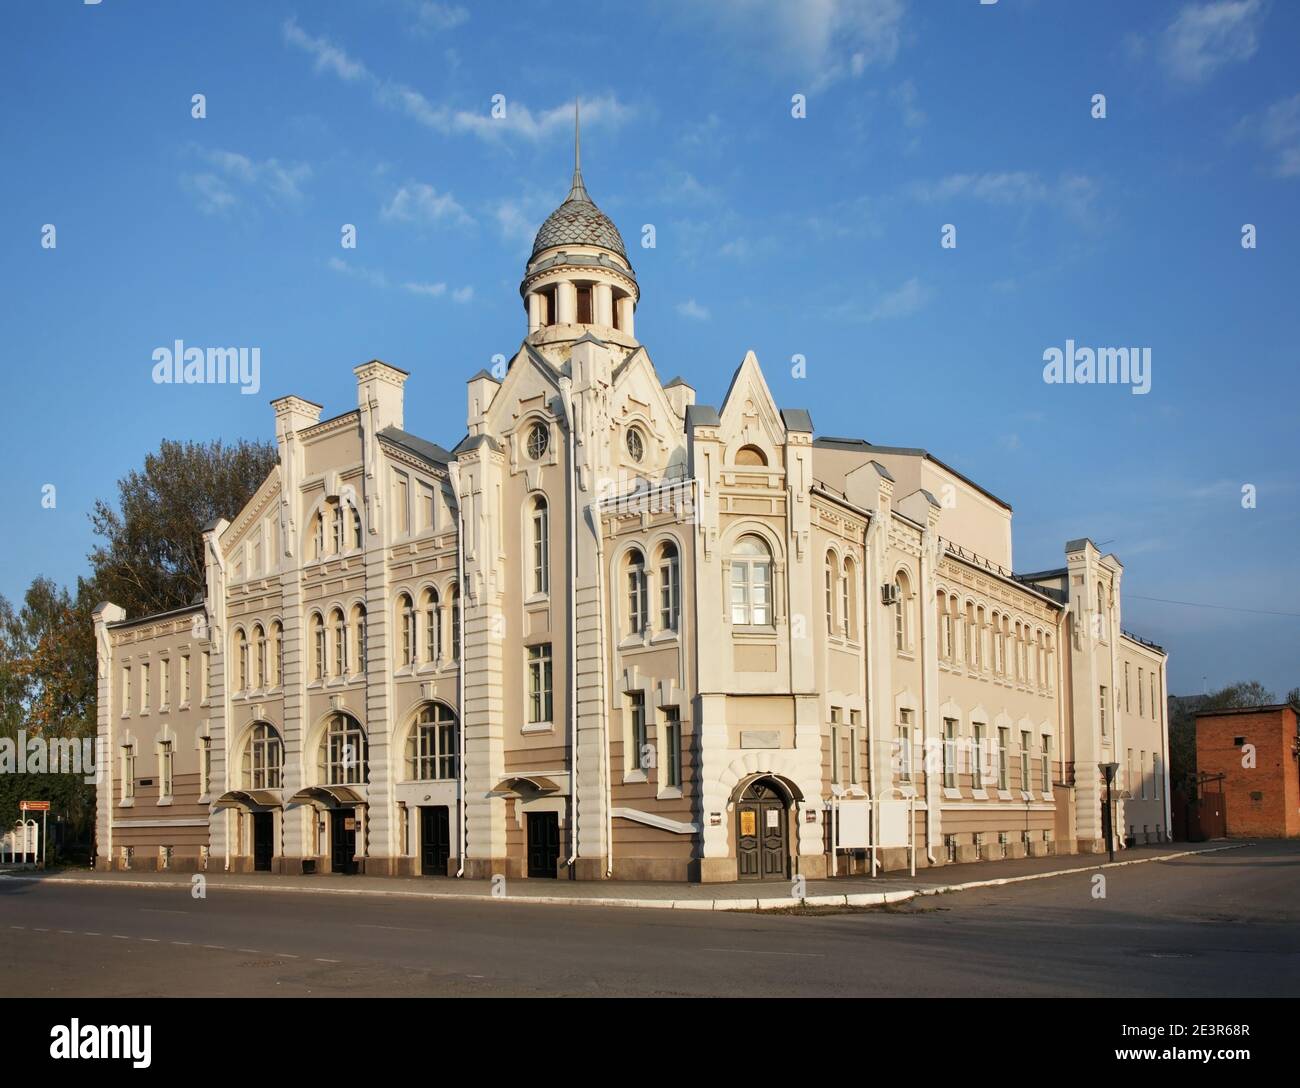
[530,110,629,263]
[813,436,1011,511]
[378,426,452,467]
[452,433,503,455]
[664,376,693,389]
[1194,704,1296,719]
[467,369,500,384]
[106,602,205,630]
[780,408,814,433]
[685,404,721,429]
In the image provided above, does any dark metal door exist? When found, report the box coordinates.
[738,792,787,881]
[526,812,559,878]
[420,805,450,876]
[252,811,274,872]
[331,809,357,874]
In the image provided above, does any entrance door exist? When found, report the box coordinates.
[420,805,451,876]
[737,779,788,881]
[526,812,560,878]
[330,809,358,875]
[252,811,274,873]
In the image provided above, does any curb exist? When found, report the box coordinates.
[0,844,1248,912]
[917,842,1252,898]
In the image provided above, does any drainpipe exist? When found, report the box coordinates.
[1055,603,1070,852]
[558,378,580,872]
[920,532,937,867]
[594,513,613,878]
[449,463,468,878]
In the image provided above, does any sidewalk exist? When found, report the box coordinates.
[0,843,1245,911]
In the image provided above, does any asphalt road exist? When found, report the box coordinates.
[2,842,1296,997]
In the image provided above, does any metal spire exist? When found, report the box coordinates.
[568,97,589,202]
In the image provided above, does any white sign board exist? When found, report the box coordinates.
[877,800,911,848]
[835,800,871,849]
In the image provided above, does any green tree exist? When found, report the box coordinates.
[88,437,277,618]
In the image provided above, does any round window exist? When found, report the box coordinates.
[526,422,549,460]
[626,427,645,462]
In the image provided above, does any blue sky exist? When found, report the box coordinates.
[1,0,1297,697]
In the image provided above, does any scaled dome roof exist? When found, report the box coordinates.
[530,171,628,261]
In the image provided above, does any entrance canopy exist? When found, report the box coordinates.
[213,789,282,809]
[489,775,560,797]
[288,785,365,808]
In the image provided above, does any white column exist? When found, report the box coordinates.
[594,283,613,327]
[527,292,541,333]
[557,281,577,324]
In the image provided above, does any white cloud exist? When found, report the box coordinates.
[402,280,447,297]
[868,276,929,321]
[1161,0,1264,83]
[381,182,473,227]
[687,0,905,89]
[1260,93,1300,177]
[405,1,469,34]
[330,258,472,303]
[452,285,474,303]
[182,148,311,213]
[890,79,925,129]
[284,18,632,143]
[676,298,711,321]
[909,171,1098,223]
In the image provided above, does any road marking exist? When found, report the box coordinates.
[112,935,130,940]
[83,932,100,937]
[276,953,299,959]
[171,941,190,946]
[315,957,340,964]
[202,944,224,950]
[9,925,25,930]
[58,929,76,934]
[33,927,49,932]
[141,908,188,915]
[238,949,262,955]
[140,938,160,943]
[701,947,824,958]
[357,923,429,932]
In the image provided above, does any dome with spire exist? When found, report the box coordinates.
[529,103,628,261]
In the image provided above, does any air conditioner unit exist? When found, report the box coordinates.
[881,583,901,606]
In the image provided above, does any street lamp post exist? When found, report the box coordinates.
[1101,762,1119,863]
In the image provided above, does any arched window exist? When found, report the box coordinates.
[235,629,248,692]
[253,624,266,689]
[319,713,368,786]
[351,605,367,674]
[825,552,837,634]
[730,535,773,626]
[271,621,283,686]
[397,593,415,667]
[351,504,363,549]
[406,703,458,781]
[937,591,951,659]
[242,722,283,790]
[626,548,648,635]
[842,556,856,636]
[893,571,911,652]
[331,608,346,678]
[735,444,767,467]
[658,541,680,631]
[965,602,978,667]
[310,511,325,560]
[450,584,461,661]
[530,496,549,595]
[421,588,440,664]
[310,613,325,681]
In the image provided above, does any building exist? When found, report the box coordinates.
[92,125,1173,881]
[1195,705,1300,838]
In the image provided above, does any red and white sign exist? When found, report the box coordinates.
[20,800,50,812]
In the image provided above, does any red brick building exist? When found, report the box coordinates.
[1195,705,1300,838]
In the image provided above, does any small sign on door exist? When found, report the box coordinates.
[343,818,356,831]
[765,808,780,830]
[740,810,756,837]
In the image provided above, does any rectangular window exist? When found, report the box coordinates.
[1151,674,1158,721]
[997,727,1009,791]
[1126,748,1134,795]
[972,725,985,790]
[316,623,327,679]
[159,741,173,800]
[199,652,209,703]
[849,710,861,785]
[180,654,190,705]
[141,662,151,710]
[1140,750,1148,799]
[1099,685,1108,736]
[159,660,170,708]
[420,483,436,532]
[1153,753,1162,801]
[628,564,647,634]
[897,710,912,784]
[122,666,132,714]
[121,745,135,802]
[629,691,647,771]
[840,571,850,636]
[1020,730,1031,792]
[528,644,553,724]
[199,737,211,798]
[394,472,410,535]
[532,503,549,595]
[1124,662,1131,713]
[943,718,956,789]
[663,706,681,788]
[1041,734,1051,793]
[1138,667,1144,717]
[830,708,841,785]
